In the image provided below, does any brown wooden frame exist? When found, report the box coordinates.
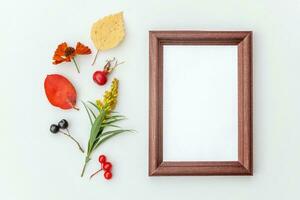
[149,31,252,176]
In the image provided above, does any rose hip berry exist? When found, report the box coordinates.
[93,71,108,85]
[93,58,123,86]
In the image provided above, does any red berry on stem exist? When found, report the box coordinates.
[92,58,124,86]
[93,71,107,85]
[103,162,112,171]
[98,155,106,164]
[104,171,112,180]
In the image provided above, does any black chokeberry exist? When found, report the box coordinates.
[58,119,68,129]
[50,124,59,134]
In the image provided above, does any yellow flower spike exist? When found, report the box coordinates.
[96,99,103,110]
[96,78,119,113]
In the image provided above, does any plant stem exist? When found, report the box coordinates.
[81,156,91,177]
[90,168,103,179]
[91,50,100,65]
[72,105,80,111]
[60,131,84,153]
[72,58,80,73]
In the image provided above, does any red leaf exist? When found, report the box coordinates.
[44,74,77,110]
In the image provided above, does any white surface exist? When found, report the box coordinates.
[1,0,300,200]
[163,45,238,161]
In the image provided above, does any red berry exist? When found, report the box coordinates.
[98,155,106,164]
[103,162,112,171]
[93,71,108,85]
[104,171,112,180]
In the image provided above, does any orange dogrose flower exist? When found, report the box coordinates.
[52,42,92,73]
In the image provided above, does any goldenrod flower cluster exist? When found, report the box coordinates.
[96,78,118,113]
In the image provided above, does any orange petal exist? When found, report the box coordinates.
[54,42,68,57]
[53,60,64,64]
[53,54,63,60]
[52,54,68,64]
[65,56,72,62]
[75,42,91,55]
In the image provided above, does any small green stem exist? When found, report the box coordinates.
[72,58,80,73]
[81,156,90,177]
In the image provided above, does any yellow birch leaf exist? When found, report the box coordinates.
[91,12,125,51]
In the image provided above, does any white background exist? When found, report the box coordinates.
[0,0,300,199]
[163,45,238,161]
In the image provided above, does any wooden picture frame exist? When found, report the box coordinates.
[149,31,253,176]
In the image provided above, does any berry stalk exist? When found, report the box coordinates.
[50,119,84,153]
[90,168,103,179]
[60,131,84,153]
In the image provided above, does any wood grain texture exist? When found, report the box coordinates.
[149,31,253,176]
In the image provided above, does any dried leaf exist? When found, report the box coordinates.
[90,12,125,51]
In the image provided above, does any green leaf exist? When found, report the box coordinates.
[88,112,105,153]
[94,129,133,149]
[108,114,126,118]
[102,118,126,125]
[107,116,126,121]
[101,124,121,129]
[94,119,123,139]
[88,101,100,111]
[81,101,93,126]
[100,129,132,138]
[94,127,104,140]
[87,107,96,119]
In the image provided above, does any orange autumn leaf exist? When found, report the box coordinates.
[44,74,78,110]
